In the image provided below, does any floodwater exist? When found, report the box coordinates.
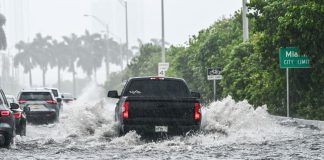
[1,84,323,160]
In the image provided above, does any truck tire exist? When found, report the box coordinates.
[118,126,125,136]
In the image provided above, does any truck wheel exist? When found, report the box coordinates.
[118,126,125,136]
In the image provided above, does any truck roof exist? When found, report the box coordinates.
[129,77,185,81]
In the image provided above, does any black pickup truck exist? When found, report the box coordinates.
[108,77,202,136]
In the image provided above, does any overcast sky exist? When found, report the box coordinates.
[1,0,242,86]
[25,0,242,46]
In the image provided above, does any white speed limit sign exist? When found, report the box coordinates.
[158,62,169,77]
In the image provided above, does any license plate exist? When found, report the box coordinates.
[155,126,168,132]
[29,105,47,111]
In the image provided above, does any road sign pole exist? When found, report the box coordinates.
[279,47,311,117]
[286,68,289,117]
[213,79,216,101]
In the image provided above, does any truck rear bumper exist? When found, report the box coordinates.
[122,124,200,136]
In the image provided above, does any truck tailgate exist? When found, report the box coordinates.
[125,97,198,125]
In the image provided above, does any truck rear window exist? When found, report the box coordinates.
[124,80,190,97]
[20,92,53,101]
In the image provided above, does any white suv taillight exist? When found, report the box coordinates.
[14,112,22,119]
[0,110,11,117]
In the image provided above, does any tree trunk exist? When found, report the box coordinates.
[105,55,109,82]
[42,68,46,87]
[72,65,76,97]
[120,45,123,70]
[29,69,33,87]
[73,71,76,97]
[57,65,61,90]
[94,68,97,84]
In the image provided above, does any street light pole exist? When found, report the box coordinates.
[125,1,129,50]
[242,0,249,41]
[118,0,129,65]
[105,24,110,81]
[161,0,165,63]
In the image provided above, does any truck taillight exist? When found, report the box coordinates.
[122,101,129,119]
[0,110,11,117]
[14,112,22,119]
[150,77,164,80]
[194,102,201,121]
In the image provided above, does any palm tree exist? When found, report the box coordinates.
[78,31,95,79]
[0,13,6,50]
[50,40,69,90]
[108,38,123,68]
[79,31,105,82]
[121,43,133,68]
[101,35,120,82]
[31,33,52,87]
[62,33,81,97]
[14,41,35,87]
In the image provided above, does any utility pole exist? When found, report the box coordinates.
[125,1,129,65]
[104,24,110,81]
[161,0,165,63]
[242,0,249,41]
[125,1,129,51]
[118,0,129,66]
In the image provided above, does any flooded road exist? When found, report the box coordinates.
[1,85,323,159]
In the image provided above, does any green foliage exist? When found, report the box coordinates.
[248,0,324,118]
[167,13,243,101]
[125,43,161,78]
[119,0,324,120]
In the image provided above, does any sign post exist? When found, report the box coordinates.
[286,68,289,117]
[158,62,169,77]
[207,68,222,101]
[279,47,310,117]
[213,79,216,101]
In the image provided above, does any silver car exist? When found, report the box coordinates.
[17,89,61,123]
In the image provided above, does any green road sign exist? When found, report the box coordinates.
[279,47,310,68]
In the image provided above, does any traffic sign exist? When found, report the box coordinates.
[279,47,311,68]
[207,68,222,80]
[158,62,169,77]
[207,68,222,101]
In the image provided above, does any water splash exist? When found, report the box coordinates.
[20,85,297,148]
[196,97,296,145]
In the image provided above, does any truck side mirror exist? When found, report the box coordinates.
[108,90,119,98]
[191,92,201,99]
